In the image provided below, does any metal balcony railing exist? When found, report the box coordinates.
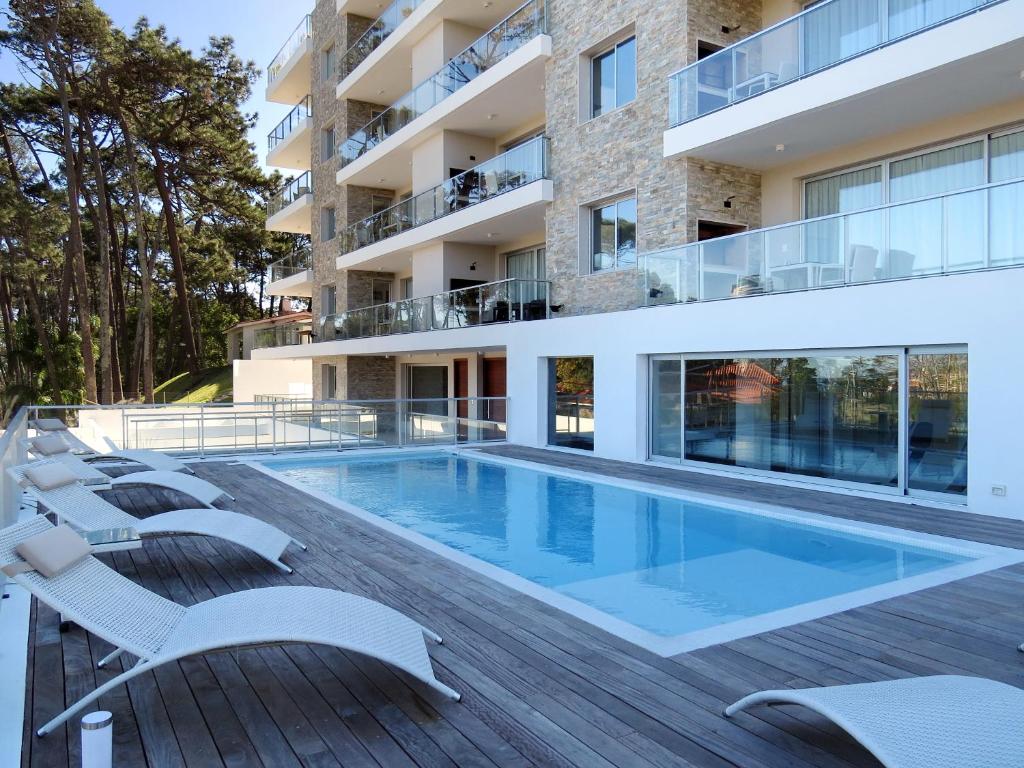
[253,323,311,350]
[268,96,312,151]
[268,15,313,84]
[338,0,427,82]
[268,251,312,283]
[267,172,312,218]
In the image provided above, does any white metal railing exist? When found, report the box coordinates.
[668,0,1004,126]
[641,177,1024,307]
[23,398,509,460]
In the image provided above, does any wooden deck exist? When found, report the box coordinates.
[18,448,1024,768]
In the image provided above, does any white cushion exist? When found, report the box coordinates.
[14,525,90,578]
[23,462,79,492]
[31,434,70,457]
[33,418,68,432]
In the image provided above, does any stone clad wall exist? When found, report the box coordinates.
[543,0,763,316]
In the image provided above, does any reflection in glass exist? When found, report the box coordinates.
[683,355,900,486]
[651,359,682,459]
[549,357,595,450]
[908,353,968,495]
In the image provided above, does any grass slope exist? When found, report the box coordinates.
[154,366,233,403]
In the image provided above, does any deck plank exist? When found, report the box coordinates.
[20,449,1024,767]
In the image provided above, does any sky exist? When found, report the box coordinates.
[0,0,314,172]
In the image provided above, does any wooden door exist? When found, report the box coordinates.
[482,358,507,423]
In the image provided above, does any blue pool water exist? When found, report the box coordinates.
[262,452,976,641]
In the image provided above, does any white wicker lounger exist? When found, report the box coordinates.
[22,455,230,508]
[0,517,459,737]
[725,675,1024,768]
[31,420,194,473]
[10,465,304,573]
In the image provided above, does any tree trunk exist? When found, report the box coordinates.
[150,148,200,375]
[25,276,65,405]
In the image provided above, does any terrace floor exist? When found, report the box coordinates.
[19,447,1024,768]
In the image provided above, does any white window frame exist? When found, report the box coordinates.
[580,191,637,275]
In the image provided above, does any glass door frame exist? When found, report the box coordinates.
[647,345,968,502]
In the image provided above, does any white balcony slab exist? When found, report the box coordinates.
[336,0,525,106]
[266,193,314,235]
[267,268,315,297]
[336,34,550,189]
[266,38,313,105]
[336,179,552,272]
[663,0,1024,169]
[267,116,312,171]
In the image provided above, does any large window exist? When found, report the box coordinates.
[589,195,637,273]
[591,36,636,118]
[650,348,969,498]
[549,357,594,451]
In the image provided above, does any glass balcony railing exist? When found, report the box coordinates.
[668,0,1003,127]
[268,96,312,152]
[268,172,312,218]
[253,323,311,350]
[339,0,547,167]
[268,15,313,85]
[340,136,549,256]
[339,0,427,82]
[319,278,551,341]
[641,178,1024,306]
[268,251,312,283]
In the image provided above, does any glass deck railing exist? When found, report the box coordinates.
[668,0,1002,126]
[268,97,312,152]
[339,0,427,82]
[268,15,313,85]
[253,323,311,350]
[268,172,312,218]
[340,136,549,256]
[339,0,547,168]
[641,178,1024,306]
[320,278,550,341]
[268,251,312,283]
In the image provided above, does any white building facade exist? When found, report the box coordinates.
[256,0,1024,520]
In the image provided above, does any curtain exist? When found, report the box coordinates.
[888,0,985,39]
[990,130,1024,182]
[888,141,984,201]
[990,131,1024,266]
[805,167,882,269]
[801,0,881,74]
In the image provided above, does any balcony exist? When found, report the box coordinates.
[266,172,313,235]
[640,178,1024,307]
[267,97,312,170]
[266,15,313,104]
[253,322,313,351]
[337,0,426,84]
[663,0,1024,168]
[336,0,550,189]
[267,251,314,297]
[337,136,550,270]
[320,278,550,341]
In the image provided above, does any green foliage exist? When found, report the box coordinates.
[154,366,232,403]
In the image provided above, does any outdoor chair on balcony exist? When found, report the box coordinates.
[0,517,458,738]
[30,418,194,473]
[8,461,304,574]
[725,675,1024,768]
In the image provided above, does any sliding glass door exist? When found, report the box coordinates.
[650,348,968,499]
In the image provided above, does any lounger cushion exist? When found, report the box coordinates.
[33,419,68,432]
[14,524,90,578]
[24,462,79,491]
[31,434,71,457]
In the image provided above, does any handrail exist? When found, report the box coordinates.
[340,136,549,255]
[667,0,1004,127]
[268,96,312,151]
[268,172,312,218]
[268,15,313,84]
[338,0,427,82]
[338,0,547,167]
[0,407,30,529]
[268,250,312,282]
[640,176,1024,307]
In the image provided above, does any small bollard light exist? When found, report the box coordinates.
[81,711,113,768]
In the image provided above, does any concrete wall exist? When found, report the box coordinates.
[233,359,313,402]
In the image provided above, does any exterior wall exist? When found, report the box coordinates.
[312,355,397,400]
[543,0,763,317]
[233,359,313,402]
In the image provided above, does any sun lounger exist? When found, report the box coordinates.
[9,462,304,573]
[0,517,458,737]
[724,675,1024,768]
[30,418,194,473]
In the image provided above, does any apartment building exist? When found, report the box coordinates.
[252,0,1024,519]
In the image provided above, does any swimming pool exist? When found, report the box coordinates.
[257,450,1023,655]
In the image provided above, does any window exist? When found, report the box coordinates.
[322,364,337,400]
[590,36,636,118]
[371,194,393,215]
[505,246,546,280]
[321,45,335,82]
[320,207,336,242]
[320,126,335,162]
[401,277,414,299]
[587,195,636,273]
[321,285,337,317]
[548,357,594,451]
[371,278,392,305]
